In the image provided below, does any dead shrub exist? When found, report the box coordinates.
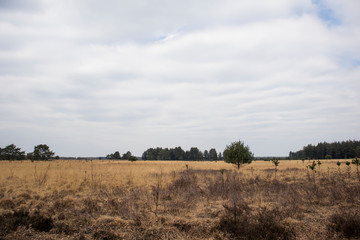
[277,184,305,219]
[173,220,192,232]
[0,210,30,235]
[322,177,360,205]
[33,164,51,189]
[16,192,32,200]
[218,197,250,238]
[172,218,215,238]
[0,198,16,209]
[252,207,295,240]
[207,171,233,199]
[328,210,360,238]
[93,230,119,240]
[0,188,5,198]
[171,171,198,192]
[100,188,150,224]
[0,209,53,235]
[164,198,190,214]
[218,201,295,240]
[135,226,180,240]
[164,170,203,212]
[52,220,76,235]
[94,215,133,230]
[104,197,136,219]
[52,197,76,212]
[30,212,53,232]
[82,197,101,215]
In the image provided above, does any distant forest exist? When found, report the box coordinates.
[289,140,360,159]
[141,147,222,161]
[2,140,360,161]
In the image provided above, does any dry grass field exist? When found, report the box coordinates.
[0,159,359,239]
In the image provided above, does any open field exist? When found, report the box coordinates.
[0,159,359,239]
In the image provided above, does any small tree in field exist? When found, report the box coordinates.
[307,161,317,183]
[272,159,280,179]
[223,140,253,169]
[337,161,341,174]
[346,161,351,177]
[317,160,322,170]
[352,158,360,180]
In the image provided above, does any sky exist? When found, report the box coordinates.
[0,0,359,157]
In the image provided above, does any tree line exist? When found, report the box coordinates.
[289,140,360,160]
[106,151,137,161]
[141,147,222,161]
[3,139,359,161]
[0,144,57,161]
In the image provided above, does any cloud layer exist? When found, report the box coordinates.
[1,0,359,157]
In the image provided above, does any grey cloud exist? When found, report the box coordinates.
[0,0,42,12]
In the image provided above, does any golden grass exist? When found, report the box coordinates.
[0,159,359,239]
[0,159,352,186]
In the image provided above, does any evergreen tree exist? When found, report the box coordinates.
[31,144,55,161]
[0,144,26,160]
[209,148,218,160]
[224,140,253,169]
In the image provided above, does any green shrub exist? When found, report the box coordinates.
[128,156,138,162]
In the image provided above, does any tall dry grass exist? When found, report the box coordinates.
[0,159,359,239]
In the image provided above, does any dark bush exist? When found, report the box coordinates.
[31,213,53,232]
[93,230,119,240]
[252,208,294,240]
[173,221,192,232]
[171,172,197,190]
[0,198,16,209]
[128,155,138,162]
[219,203,294,240]
[53,221,76,235]
[0,210,31,234]
[0,210,53,235]
[328,211,360,238]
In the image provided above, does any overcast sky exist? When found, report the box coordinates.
[1,0,359,157]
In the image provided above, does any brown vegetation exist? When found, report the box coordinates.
[0,159,359,239]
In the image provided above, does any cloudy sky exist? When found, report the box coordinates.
[1,0,359,157]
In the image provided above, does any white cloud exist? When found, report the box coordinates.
[0,0,359,156]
